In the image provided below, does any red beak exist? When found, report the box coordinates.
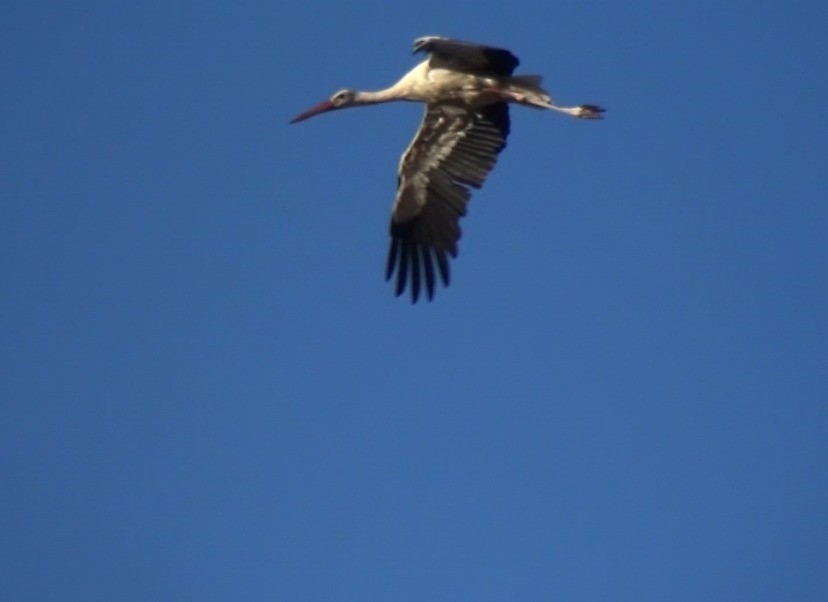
[289,99,336,124]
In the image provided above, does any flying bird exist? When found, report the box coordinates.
[290,36,604,302]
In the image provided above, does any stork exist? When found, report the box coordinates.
[290,36,604,303]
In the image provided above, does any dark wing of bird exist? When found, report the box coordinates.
[413,36,519,77]
[386,101,510,302]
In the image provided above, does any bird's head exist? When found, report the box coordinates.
[290,89,358,124]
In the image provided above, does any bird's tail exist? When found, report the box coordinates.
[506,75,554,108]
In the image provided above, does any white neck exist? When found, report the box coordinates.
[354,84,406,105]
[353,63,425,105]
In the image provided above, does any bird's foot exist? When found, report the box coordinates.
[576,104,606,119]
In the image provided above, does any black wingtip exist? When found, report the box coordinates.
[412,36,439,55]
[409,242,421,303]
[387,224,447,304]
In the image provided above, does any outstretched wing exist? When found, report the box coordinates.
[413,36,519,77]
[387,102,510,302]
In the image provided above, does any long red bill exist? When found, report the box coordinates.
[289,99,335,124]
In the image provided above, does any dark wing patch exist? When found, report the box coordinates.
[413,36,519,77]
[387,102,510,302]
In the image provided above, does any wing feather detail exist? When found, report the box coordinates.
[386,102,510,302]
[413,36,519,76]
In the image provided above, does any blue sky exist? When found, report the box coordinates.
[2,1,827,600]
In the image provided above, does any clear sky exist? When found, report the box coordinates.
[2,1,827,600]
